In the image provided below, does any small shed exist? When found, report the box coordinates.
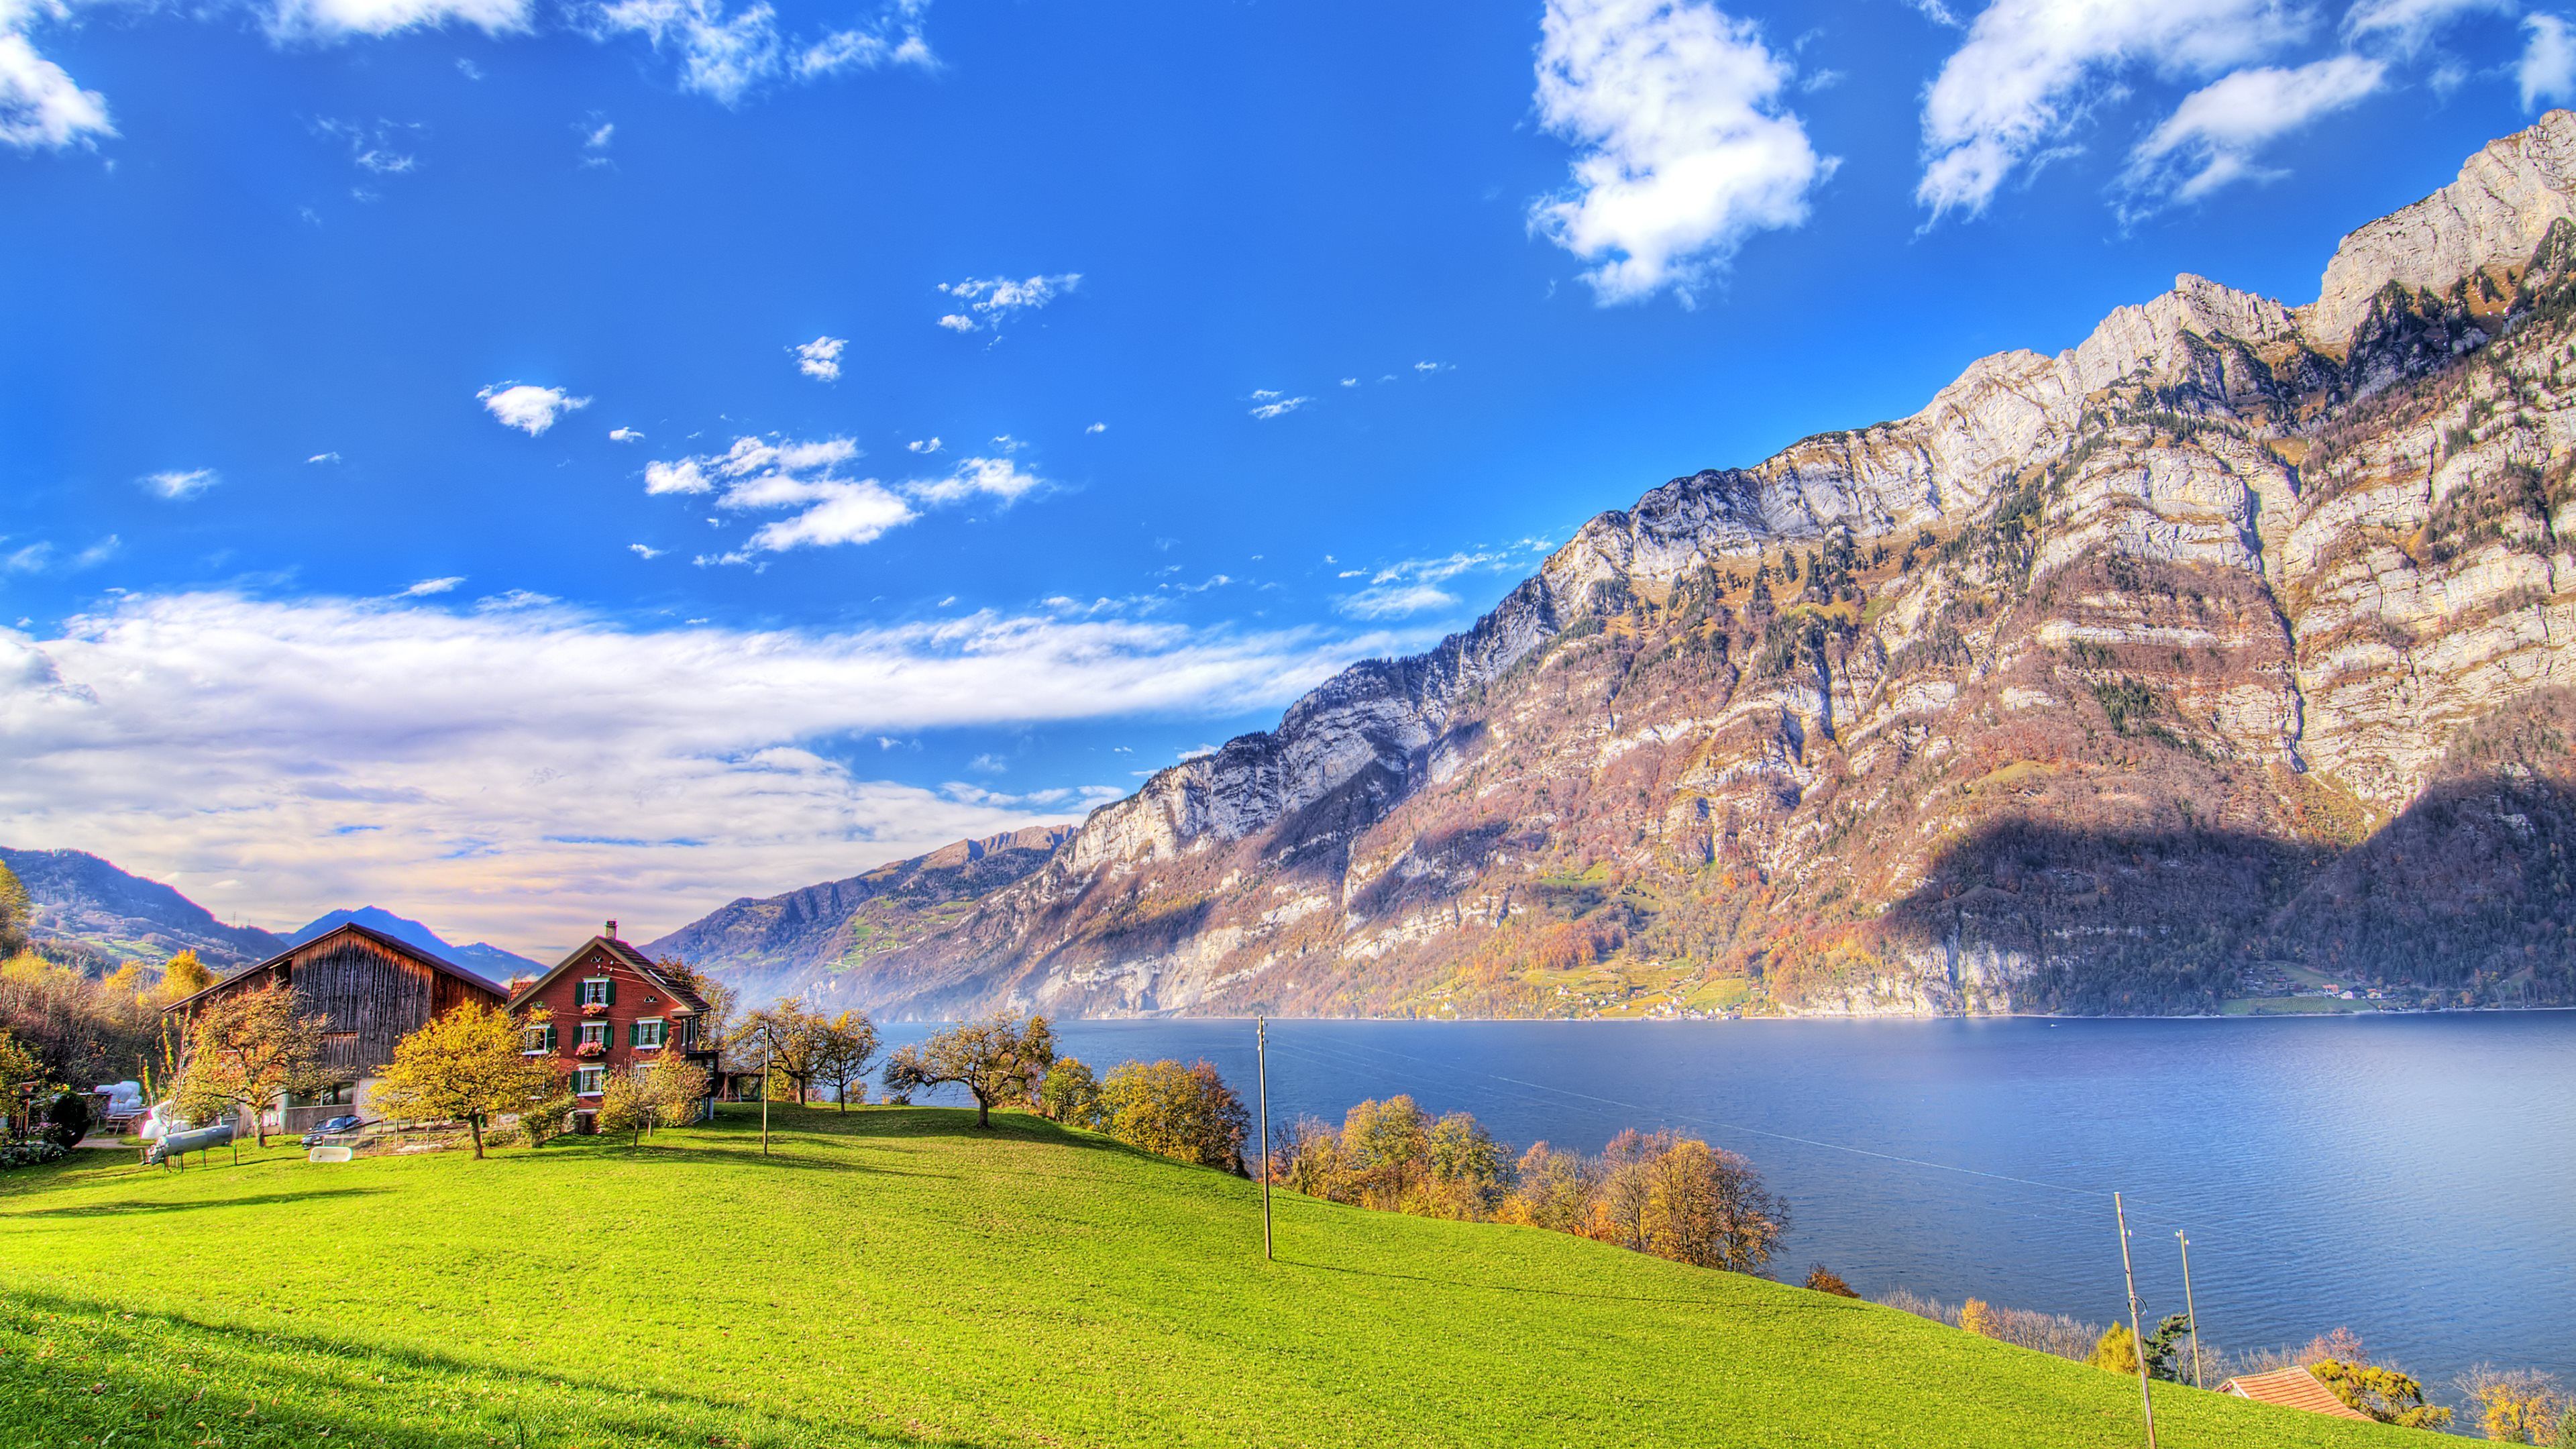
[2218,1367,2374,1421]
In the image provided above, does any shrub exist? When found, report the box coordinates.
[1960,1298,1998,1338]
[0,1138,67,1170]
[2088,1322,2139,1375]
[1803,1265,1858,1297]
[1096,1059,1249,1173]
[2312,1358,2451,1430]
[44,1089,92,1147]
[1036,1058,1102,1128]
[596,1073,654,1145]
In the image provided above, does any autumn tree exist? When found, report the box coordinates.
[883,1014,1055,1128]
[1272,1115,1344,1197]
[0,951,156,1086]
[2312,1359,2451,1430]
[640,1051,712,1130]
[174,981,328,1147]
[0,1026,40,1136]
[0,861,29,958]
[808,1010,882,1112]
[156,950,215,1004]
[1960,1299,1999,1338]
[1420,1110,1511,1220]
[372,1003,564,1159]
[2088,1322,2140,1376]
[1636,1136,1789,1272]
[2457,1366,2569,1444]
[596,1071,654,1145]
[736,1002,826,1103]
[657,957,737,1069]
[1496,1141,1596,1232]
[1096,1058,1250,1172]
[1036,1057,1102,1128]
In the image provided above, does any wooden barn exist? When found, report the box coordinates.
[163,922,509,1134]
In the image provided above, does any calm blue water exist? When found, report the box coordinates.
[880,1014,2576,1391]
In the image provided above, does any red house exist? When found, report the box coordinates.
[506,921,718,1130]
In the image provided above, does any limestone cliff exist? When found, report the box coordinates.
[741,116,2576,1020]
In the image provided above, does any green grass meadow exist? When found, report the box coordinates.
[0,1105,2412,1448]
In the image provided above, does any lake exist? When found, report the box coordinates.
[877,1012,2576,1391]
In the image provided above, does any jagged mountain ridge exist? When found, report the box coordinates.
[823,115,2576,1020]
[0,847,288,969]
[645,825,1074,1004]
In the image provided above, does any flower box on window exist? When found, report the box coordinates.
[574,1040,606,1058]
[580,1002,608,1017]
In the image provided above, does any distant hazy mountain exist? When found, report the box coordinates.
[0,847,286,969]
[644,825,1075,1006]
[286,907,544,983]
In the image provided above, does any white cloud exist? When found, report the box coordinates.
[142,468,219,500]
[610,427,645,442]
[906,455,1044,506]
[583,118,614,149]
[2523,14,2576,109]
[1085,422,1106,434]
[588,0,934,105]
[645,434,911,554]
[907,437,942,453]
[933,272,1079,333]
[1339,378,1359,388]
[313,117,424,175]
[71,536,118,569]
[402,576,465,596]
[0,29,112,152]
[629,543,663,559]
[478,382,590,435]
[2125,54,2385,203]
[0,588,1373,951]
[792,334,847,380]
[268,0,532,40]
[1337,550,1510,618]
[1248,395,1311,419]
[1917,0,2306,220]
[307,451,342,464]
[1413,360,1451,372]
[1532,0,1831,305]
[2346,0,2510,52]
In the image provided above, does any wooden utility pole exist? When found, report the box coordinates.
[761,1034,772,1157]
[2177,1230,2203,1391]
[1256,1014,1273,1262]
[2116,1193,2159,1449]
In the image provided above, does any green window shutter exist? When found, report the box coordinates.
[546,1023,557,1051]
[627,1021,640,1047]
[605,975,616,1006]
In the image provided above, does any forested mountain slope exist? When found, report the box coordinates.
[822,116,2576,1019]
[0,847,285,969]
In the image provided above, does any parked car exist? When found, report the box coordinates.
[300,1115,367,1147]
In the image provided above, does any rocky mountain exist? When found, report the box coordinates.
[644,825,1075,1005]
[285,908,543,983]
[814,116,2576,1020]
[0,847,286,969]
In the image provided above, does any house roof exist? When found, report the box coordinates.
[161,921,511,1014]
[506,930,711,1017]
[2218,1368,2373,1421]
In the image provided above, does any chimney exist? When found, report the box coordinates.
[604,919,619,940]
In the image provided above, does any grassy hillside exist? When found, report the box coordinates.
[0,1106,2406,1448]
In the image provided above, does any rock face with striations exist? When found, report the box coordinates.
[734,117,2576,1020]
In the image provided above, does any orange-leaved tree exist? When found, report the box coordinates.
[883,1014,1054,1128]
[174,981,328,1148]
[374,1002,564,1159]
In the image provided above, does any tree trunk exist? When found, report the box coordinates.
[468,1114,485,1159]
[972,1089,991,1128]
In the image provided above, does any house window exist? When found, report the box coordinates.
[578,977,612,1006]
[288,1083,355,1108]
[578,1020,609,1048]
[521,1023,557,1055]
[575,1066,606,1096]
[631,1018,666,1050]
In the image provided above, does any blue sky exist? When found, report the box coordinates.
[1,0,2565,953]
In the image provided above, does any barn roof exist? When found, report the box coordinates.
[506,928,711,1017]
[160,921,511,1014]
[2218,1368,2373,1421]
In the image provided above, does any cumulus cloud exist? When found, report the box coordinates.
[0,28,112,151]
[142,468,219,500]
[2125,54,2385,203]
[1916,0,2305,221]
[0,588,1368,951]
[2524,13,2576,109]
[792,335,847,380]
[610,427,645,442]
[934,272,1079,333]
[906,437,942,453]
[589,0,934,105]
[1531,0,1831,305]
[478,382,590,435]
[906,455,1044,506]
[629,543,663,559]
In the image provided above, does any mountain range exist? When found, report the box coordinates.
[0,848,543,981]
[655,114,2576,1020]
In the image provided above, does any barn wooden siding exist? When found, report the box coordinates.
[288,932,439,1078]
